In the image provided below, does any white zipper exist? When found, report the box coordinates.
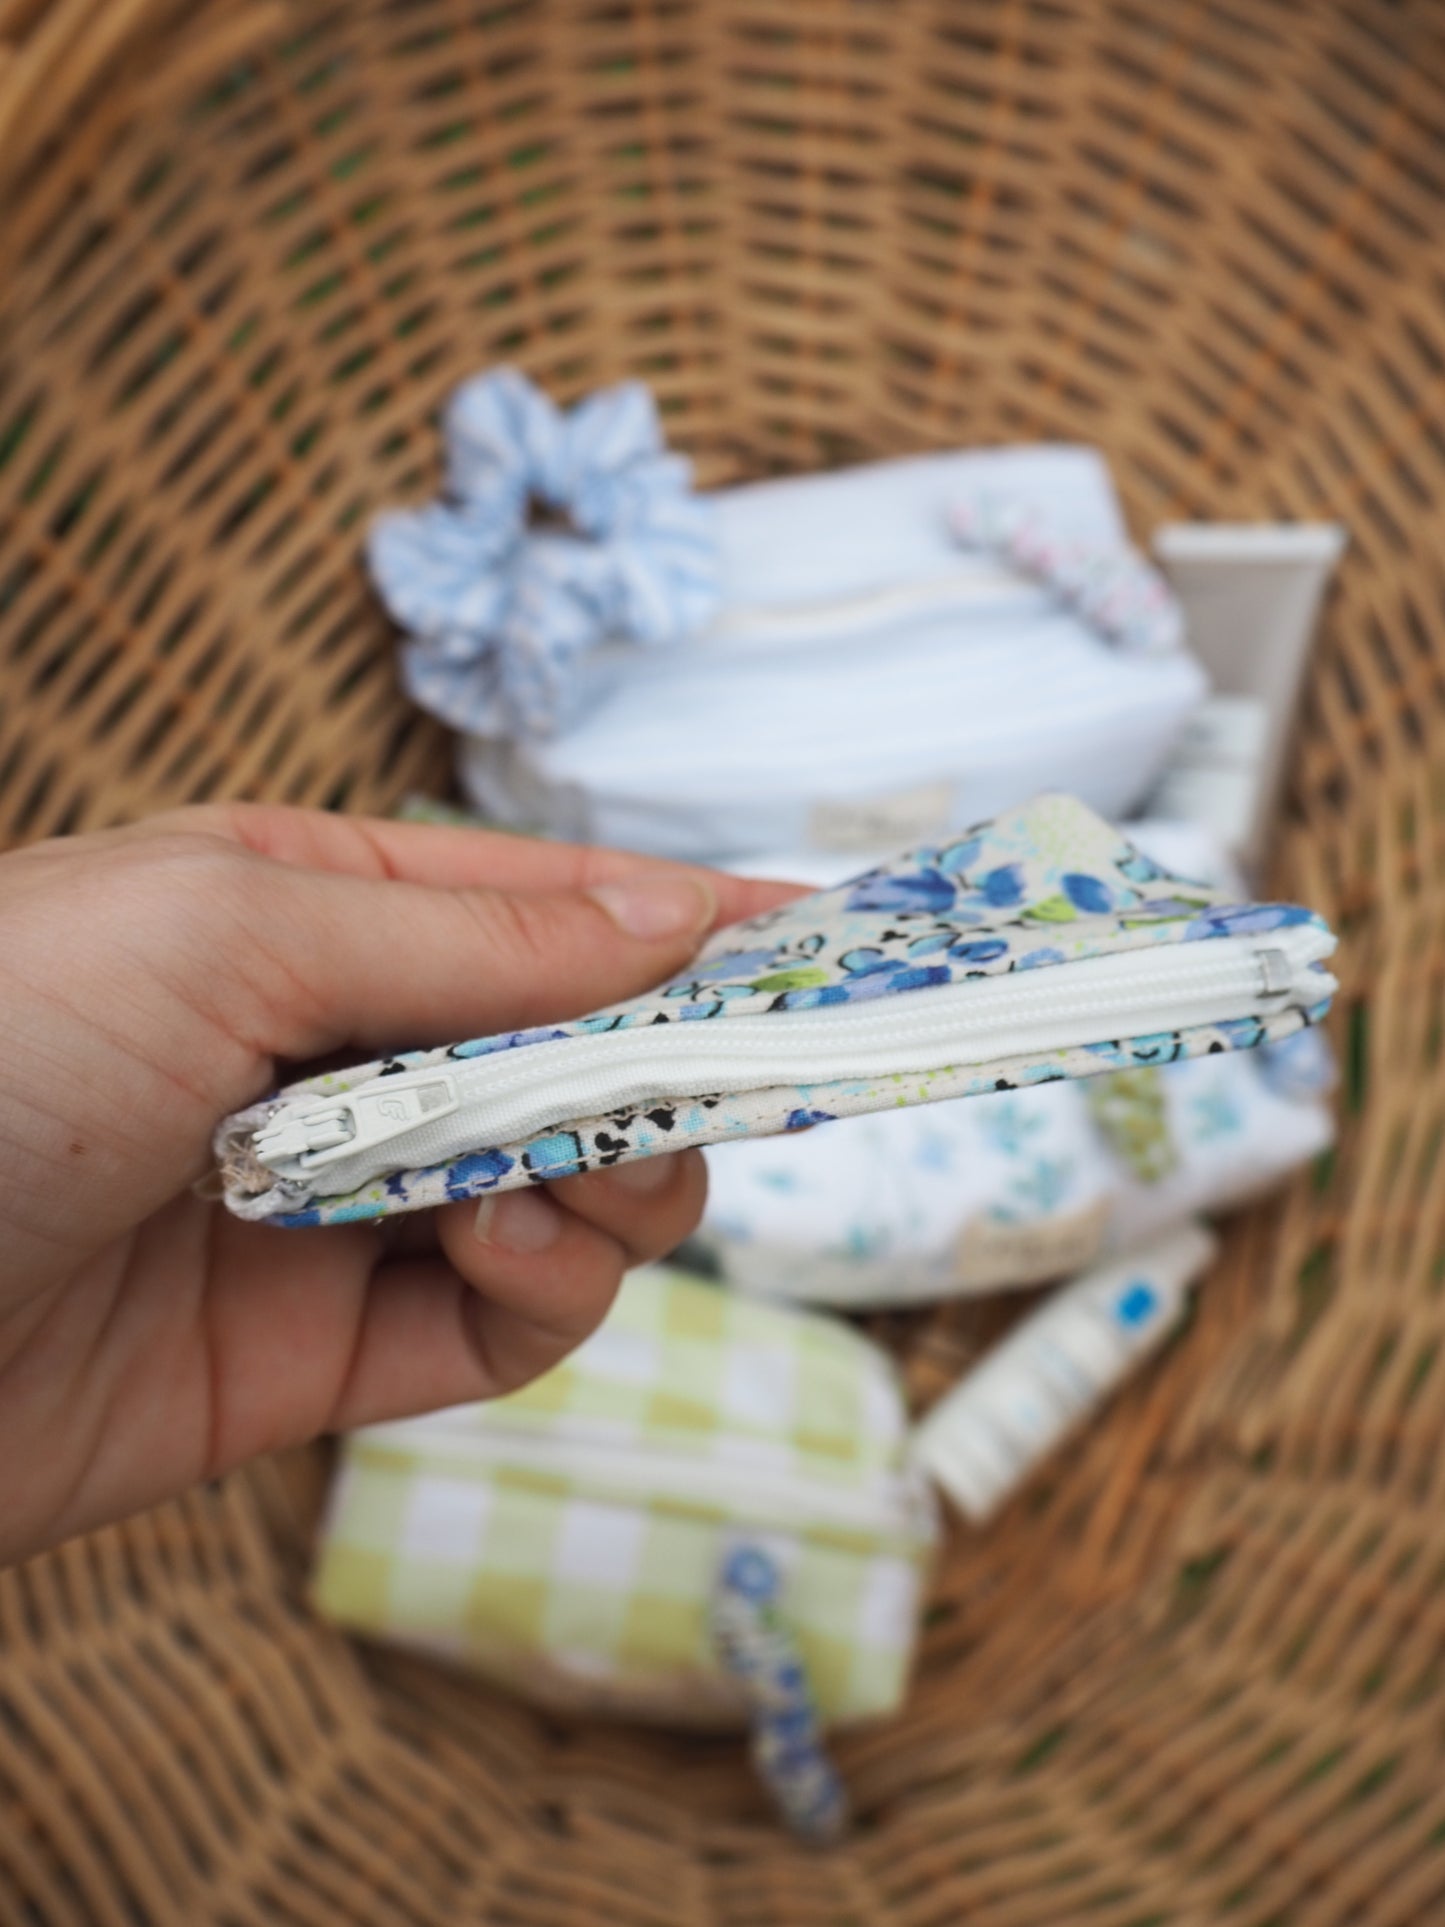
[699,559,1030,653]
[252,926,1336,1200]
[354,1412,927,1543]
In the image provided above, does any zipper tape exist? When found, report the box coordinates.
[351,1422,934,1548]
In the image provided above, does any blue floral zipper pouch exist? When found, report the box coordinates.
[217,795,1337,1228]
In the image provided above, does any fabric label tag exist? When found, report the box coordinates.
[953,1199,1111,1291]
[808,781,956,851]
[1084,1069,1179,1184]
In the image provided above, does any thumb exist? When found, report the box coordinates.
[249,859,721,1060]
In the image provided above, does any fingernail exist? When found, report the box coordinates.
[474,1188,564,1252]
[589,874,714,942]
[605,1152,678,1194]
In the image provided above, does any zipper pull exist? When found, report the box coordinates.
[254,1071,461,1173]
[1257,947,1294,998]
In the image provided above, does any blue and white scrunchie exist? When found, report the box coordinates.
[368,368,721,740]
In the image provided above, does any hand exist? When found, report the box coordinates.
[0,805,796,1565]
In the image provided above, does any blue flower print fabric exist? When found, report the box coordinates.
[217,794,1335,1227]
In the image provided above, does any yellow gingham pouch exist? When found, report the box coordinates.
[312,1264,937,1729]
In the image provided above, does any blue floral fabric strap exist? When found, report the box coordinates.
[368,368,721,740]
[712,1544,850,1843]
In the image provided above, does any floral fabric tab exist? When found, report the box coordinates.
[951,494,1183,656]
[712,1544,849,1843]
[368,367,721,739]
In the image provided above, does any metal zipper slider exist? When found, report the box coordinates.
[254,1071,460,1172]
[1256,947,1294,998]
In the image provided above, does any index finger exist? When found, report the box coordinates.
[152,801,805,931]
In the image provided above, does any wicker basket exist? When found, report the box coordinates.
[3,2,1444,1919]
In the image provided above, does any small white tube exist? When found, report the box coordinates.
[912,1224,1218,1524]
[1149,522,1346,872]
[1144,693,1270,859]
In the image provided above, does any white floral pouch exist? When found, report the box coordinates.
[695,1039,1333,1309]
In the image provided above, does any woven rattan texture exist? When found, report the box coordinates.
[4,2,1445,1920]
